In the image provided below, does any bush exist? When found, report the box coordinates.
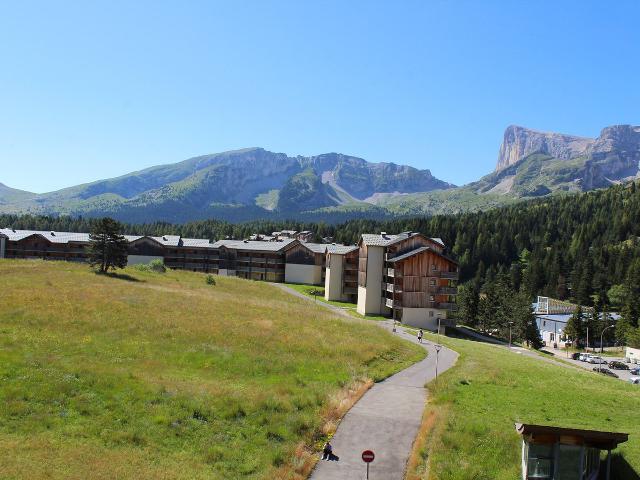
[134,259,166,273]
[206,275,216,286]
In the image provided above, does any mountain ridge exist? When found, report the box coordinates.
[1,123,638,223]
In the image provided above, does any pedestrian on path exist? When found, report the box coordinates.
[418,329,424,343]
[322,441,335,461]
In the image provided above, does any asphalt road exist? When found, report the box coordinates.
[309,327,458,480]
[541,348,640,383]
[273,285,460,479]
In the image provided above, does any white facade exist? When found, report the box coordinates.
[356,245,389,315]
[127,255,164,266]
[325,253,345,301]
[400,308,446,331]
[626,346,640,364]
[285,263,322,285]
[536,314,570,348]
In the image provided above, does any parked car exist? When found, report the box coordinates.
[628,377,640,385]
[608,361,629,370]
[579,353,592,362]
[630,367,640,375]
[570,352,581,360]
[588,356,607,364]
[593,368,619,378]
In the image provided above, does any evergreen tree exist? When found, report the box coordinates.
[88,218,129,273]
[512,291,543,349]
[457,284,480,328]
[564,306,585,346]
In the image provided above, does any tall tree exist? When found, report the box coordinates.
[88,218,129,273]
[564,306,585,346]
[457,284,480,328]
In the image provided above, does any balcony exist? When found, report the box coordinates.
[440,271,459,280]
[437,302,458,311]
[385,298,398,308]
[438,286,458,295]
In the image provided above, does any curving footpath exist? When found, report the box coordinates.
[275,284,458,480]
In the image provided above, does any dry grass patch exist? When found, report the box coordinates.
[0,260,424,479]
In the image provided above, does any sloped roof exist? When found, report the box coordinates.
[387,246,431,262]
[360,232,446,248]
[181,238,214,248]
[326,244,359,254]
[0,229,216,249]
[361,232,416,247]
[0,228,90,244]
[212,239,296,251]
[515,423,628,450]
[301,242,328,254]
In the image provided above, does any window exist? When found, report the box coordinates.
[543,321,546,327]
[526,443,554,480]
[557,444,582,480]
[430,295,435,302]
[550,333,555,341]
[431,264,438,271]
[430,279,436,286]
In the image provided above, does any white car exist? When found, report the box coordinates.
[588,356,607,364]
[579,353,591,362]
[628,377,640,385]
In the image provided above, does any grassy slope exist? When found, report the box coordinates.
[285,283,388,321]
[0,260,424,480]
[408,332,640,480]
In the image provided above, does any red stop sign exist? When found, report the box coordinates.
[362,450,375,463]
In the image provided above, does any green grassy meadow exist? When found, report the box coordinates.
[284,283,388,321]
[408,332,640,480]
[0,260,424,479]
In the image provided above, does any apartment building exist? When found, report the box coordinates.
[212,239,293,282]
[324,245,359,303]
[1,228,458,329]
[0,228,222,271]
[283,241,328,285]
[357,232,458,329]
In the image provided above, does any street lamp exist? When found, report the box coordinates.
[598,325,615,372]
[600,324,615,354]
[508,321,514,349]
[434,344,442,382]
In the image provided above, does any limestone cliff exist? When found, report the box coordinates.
[496,125,594,171]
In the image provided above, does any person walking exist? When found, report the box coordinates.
[322,441,333,460]
[418,328,424,343]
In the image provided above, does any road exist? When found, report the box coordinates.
[274,285,459,479]
[540,348,640,383]
[310,327,457,480]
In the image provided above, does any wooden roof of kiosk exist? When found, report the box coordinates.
[515,423,629,451]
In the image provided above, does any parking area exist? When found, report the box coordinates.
[543,349,640,384]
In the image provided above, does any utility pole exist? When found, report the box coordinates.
[508,321,514,348]
[600,325,615,371]
[434,344,442,382]
[586,327,589,354]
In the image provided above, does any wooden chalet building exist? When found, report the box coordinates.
[357,232,459,329]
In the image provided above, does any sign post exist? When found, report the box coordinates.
[362,450,375,479]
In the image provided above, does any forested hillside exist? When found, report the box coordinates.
[4,181,640,309]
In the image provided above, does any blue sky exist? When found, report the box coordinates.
[1,1,639,193]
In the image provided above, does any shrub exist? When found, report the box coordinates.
[134,259,166,273]
[206,275,216,286]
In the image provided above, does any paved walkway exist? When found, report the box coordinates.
[273,285,458,480]
[311,333,457,480]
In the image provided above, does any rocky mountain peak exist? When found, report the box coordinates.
[496,125,594,171]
